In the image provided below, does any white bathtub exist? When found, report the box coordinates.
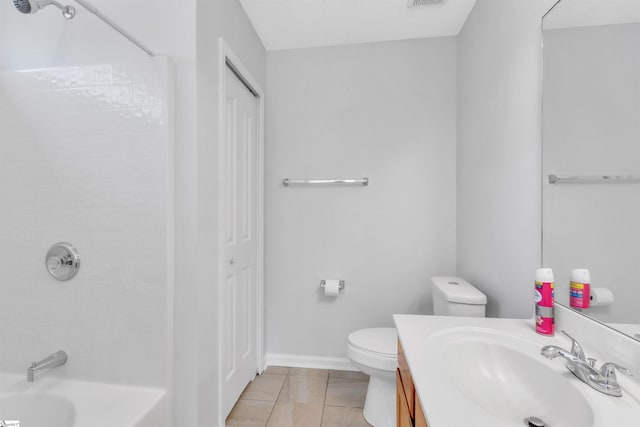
[0,373,166,427]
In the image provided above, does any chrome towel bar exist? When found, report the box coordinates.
[283,178,369,187]
[549,174,640,184]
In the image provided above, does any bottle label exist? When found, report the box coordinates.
[534,289,542,303]
[535,281,554,307]
[535,280,555,335]
[570,281,591,309]
[536,305,554,335]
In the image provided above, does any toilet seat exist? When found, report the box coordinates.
[347,328,397,372]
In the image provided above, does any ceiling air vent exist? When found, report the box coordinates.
[408,0,444,6]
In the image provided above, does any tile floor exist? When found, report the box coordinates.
[225,367,372,427]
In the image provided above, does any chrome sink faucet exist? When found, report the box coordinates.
[541,331,632,397]
[27,350,67,382]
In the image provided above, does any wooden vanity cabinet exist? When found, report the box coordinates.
[414,399,428,427]
[397,339,428,427]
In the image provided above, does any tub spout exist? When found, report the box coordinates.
[27,350,67,382]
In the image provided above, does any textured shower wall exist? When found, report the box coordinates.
[0,58,173,386]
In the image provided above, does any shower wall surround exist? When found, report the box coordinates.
[0,0,263,424]
[0,58,173,386]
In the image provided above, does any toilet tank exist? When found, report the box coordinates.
[431,276,487,317]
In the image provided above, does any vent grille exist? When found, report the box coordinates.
[408,0,444,6]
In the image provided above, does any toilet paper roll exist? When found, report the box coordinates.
[324,279,341,297]
[590,287,614,307]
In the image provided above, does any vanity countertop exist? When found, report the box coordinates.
[393,314,640,427]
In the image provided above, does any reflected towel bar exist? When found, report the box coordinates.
[283,178,369,187]
[548,174,640,184]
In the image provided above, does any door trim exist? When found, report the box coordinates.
[217,37,265,422]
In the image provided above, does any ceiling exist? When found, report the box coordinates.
[238,0,477,51]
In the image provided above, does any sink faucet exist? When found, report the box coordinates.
[27,350,67,382]
[541,331,632,397]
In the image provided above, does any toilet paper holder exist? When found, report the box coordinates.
[320,280,345,290]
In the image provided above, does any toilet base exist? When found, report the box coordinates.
[362,373,396,427]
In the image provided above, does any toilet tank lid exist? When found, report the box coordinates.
[432,276,487,305]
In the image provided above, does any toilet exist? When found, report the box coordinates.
[431,276,487,317]
[347,328,397,427]
[347,276,487,427]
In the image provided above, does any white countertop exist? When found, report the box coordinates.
[393,314,640,427]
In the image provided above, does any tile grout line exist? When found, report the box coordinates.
[319,371,330,427]
[262,372,287,427]
[262,401,276,427]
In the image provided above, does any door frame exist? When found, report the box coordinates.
[217,37,265,421]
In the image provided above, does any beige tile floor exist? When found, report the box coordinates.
[225,367,372,427]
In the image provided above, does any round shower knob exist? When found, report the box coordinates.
[45,242,80,281]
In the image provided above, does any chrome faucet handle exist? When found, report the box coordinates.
[585,362,633,397]
[587,358,598,368]
[561,330,586,361]
[598,362,633,384]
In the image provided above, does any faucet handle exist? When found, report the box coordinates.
[561,330,586,361]
[598,362,633,384]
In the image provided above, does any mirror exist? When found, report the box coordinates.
[542,0,640,340]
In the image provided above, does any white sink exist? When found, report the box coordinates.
[394,314,640,427]
[433,327,593,427]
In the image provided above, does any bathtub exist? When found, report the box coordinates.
[0,373,166,427]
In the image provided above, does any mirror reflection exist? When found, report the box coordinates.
[542,0,640,340]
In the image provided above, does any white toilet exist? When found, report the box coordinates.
[347,328,398,427]
[347,276,487,427]
[431,276,487,317]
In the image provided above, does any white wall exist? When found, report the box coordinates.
[0,0,196,68]
[456,0,554,318]
[265,38,457,362]
[193,1,266,425]
[542,24,640,323]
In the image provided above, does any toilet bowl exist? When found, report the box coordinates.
[347,328,397,427]
[346,277,488,426]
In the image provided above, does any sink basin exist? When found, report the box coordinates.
[395,314,640,427]
[0,393,76,427]
[426,327,594,427]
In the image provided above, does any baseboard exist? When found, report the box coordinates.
[264,353,357,372]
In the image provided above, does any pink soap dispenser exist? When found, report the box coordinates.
[535,268,555,336]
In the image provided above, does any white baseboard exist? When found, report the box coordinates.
[264,353,357,372]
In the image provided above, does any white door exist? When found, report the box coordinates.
[222,63,259,417]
